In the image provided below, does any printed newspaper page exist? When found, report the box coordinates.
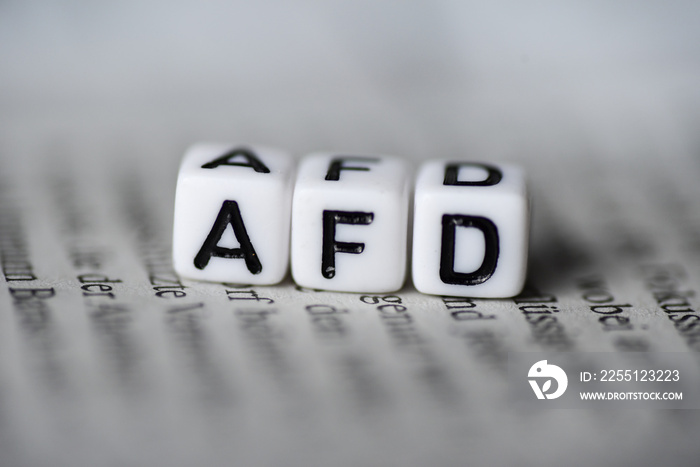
[1,1,700,465]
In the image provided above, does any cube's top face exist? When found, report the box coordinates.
[179,143,295,182]
[416,160,526,198]
[295,153,411,194]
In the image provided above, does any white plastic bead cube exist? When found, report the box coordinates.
[172,143,294,285]
[291,153,410,292]
[412,160,529,298]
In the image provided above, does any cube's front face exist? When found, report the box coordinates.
[412,161,529,298]
[172,144,294,285]
[291,153,410,293]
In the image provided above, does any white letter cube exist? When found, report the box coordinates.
[412,160,529,298]
[291,153,410,292]
[172,143,294,285]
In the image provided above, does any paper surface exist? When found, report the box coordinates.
[2,2,700,465]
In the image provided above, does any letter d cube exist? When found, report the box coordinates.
[172,144,294,284]
[412,161,529,298]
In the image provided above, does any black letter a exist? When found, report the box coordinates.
[194,201,263,274]
[201,147,270,173]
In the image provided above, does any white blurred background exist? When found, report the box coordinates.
[2,0,698,160]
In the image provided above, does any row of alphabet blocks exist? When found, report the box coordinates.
[172,144,529,298]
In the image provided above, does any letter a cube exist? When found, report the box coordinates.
[172,144,294,284]
[412,161,529,298]
[291,153,411,292]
